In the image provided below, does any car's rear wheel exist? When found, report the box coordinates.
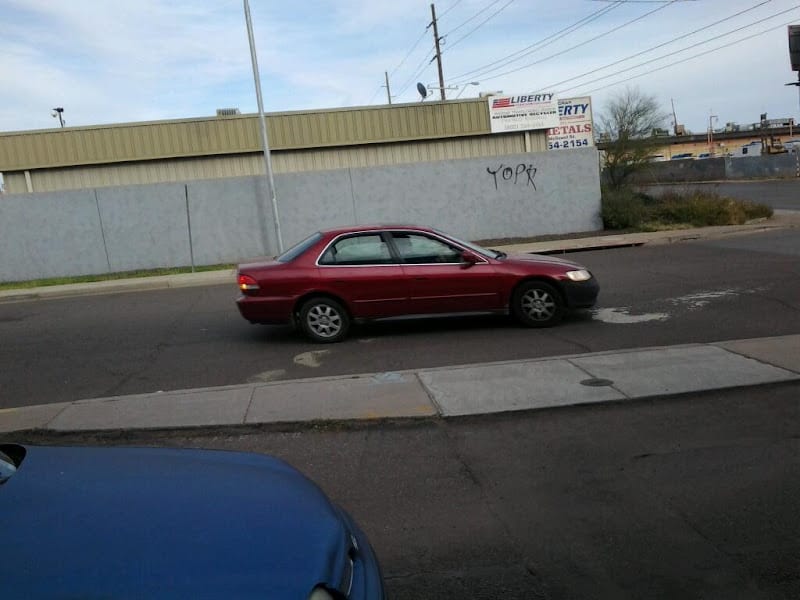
[299,297,350,343]
[512,281,563,327]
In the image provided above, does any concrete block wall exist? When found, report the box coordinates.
[0,148,602,282]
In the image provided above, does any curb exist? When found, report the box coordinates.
[2,335,798,436]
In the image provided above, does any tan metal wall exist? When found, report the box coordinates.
[5,133,543,194]
[0,100,491,172]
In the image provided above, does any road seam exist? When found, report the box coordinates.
[566,358,632,400]
[414,372,444,417]
[242,385,259,424]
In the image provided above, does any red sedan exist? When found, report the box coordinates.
[236,225,599,343]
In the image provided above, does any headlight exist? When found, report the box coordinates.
[307,534,357,599]
[308,588,336,600]
[566,269,592,282]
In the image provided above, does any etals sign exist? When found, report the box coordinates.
[547,97,594,151]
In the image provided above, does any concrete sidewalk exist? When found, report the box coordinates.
[2,334,798,434]
[1,211,797,304]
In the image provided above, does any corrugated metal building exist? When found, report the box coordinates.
[0,99,547,194]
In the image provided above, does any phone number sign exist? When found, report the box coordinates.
[547,97,594,151]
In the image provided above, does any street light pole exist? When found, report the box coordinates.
[244,0,284,254]
[454,82,479,99]
[52,107,65,128]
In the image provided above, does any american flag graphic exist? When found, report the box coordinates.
[492,98,512,108]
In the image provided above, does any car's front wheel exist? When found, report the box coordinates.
[299,297,351,343]
[512,281,564,327]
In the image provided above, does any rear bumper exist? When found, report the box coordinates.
[561,278,599,308]
[236,295,294,325]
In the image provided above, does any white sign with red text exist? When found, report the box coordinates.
[488,93,560,133]
[547,97,594,151]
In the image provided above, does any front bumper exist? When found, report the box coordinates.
[337,507,386,600]
[561,277,600,308]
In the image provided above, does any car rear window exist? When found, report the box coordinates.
[276,232,322,263]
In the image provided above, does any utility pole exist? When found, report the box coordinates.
[708,112,717,156]
[430,3,446,101]
[384,71,392,105]
[671,98,679,135]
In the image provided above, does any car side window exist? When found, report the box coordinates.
[319,234,394,266]
[392,233,462,264]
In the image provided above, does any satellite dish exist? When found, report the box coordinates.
[416,82,428,100]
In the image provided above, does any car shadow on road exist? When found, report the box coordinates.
[240,310,596,345]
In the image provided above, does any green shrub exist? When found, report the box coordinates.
[742,202,773,220]
[600,188,773,231]
[651,192,772,227]
[601,188,646,229]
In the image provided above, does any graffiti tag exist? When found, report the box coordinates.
[486,163,537,191]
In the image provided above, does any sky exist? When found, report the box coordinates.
[1,0,799,135]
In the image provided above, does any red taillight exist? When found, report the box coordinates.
[237,274,260,292]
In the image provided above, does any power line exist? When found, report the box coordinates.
[539,0,772,92]
[579,17,800,96]
[367,84,385,104]
[396,46,438,98]
[449,1,623,82]
[438,0,464,18]
[443,0,515,52]
[451,0,682,85]
[441,0,505,38]
[388,28,430,79]
[555,4,800,95]
[386,2,466,103]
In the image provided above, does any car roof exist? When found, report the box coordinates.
[318,223,432,235]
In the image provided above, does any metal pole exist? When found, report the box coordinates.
[244,0,284,253]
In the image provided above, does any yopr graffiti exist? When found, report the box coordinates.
[486,163,537,191]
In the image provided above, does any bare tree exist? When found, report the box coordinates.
[597,87,667,189]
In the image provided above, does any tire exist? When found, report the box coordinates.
[512,281,564,328]
[299,297,350,343]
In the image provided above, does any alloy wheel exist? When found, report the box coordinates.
[520,288,556,321]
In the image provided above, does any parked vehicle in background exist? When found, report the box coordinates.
[670,152,694,160]
[0,444,385,599]
[783,139,800,152]
[731,141,763,158]
[696,152,712,159]
[236,225,599,343]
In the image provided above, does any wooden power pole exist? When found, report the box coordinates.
[430,3,446,101]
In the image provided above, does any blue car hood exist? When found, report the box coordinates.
[0,445,349,599]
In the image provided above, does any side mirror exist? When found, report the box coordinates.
[461,250,479,266]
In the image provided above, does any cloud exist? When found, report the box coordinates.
[0,0,797,133]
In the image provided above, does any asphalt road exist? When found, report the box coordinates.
[22,383,800,599]
[2,228,800,408]
[642,180,800,210]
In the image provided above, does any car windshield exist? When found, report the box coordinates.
[276,232,323,263]
[434,229,503,259]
